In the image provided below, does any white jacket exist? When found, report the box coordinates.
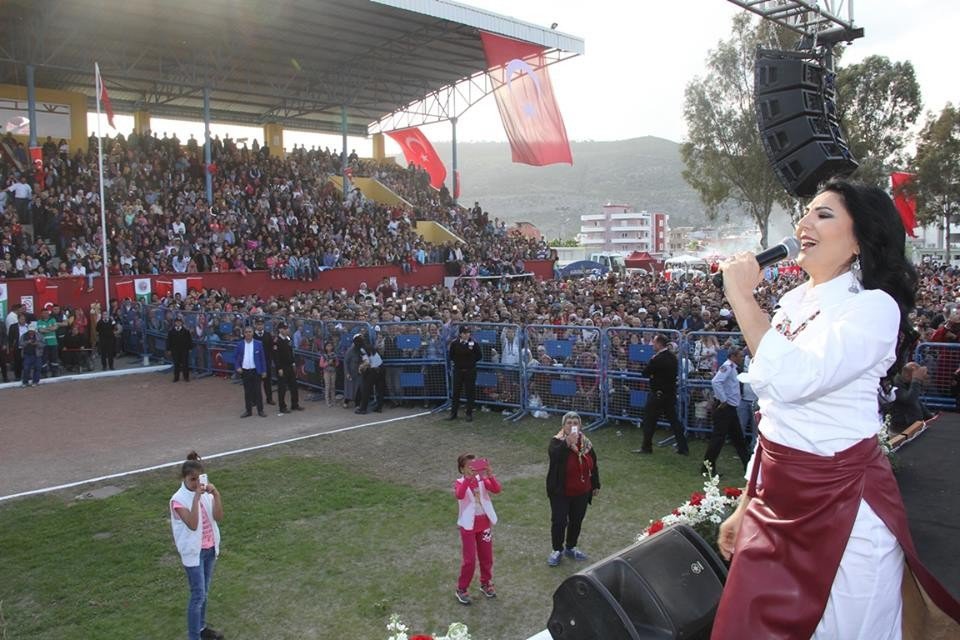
[170,482,221,567]
[455,476,498,530]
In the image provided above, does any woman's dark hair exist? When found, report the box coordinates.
[817,178,919,372]
[180,450,204,478]
[457,452,475,472]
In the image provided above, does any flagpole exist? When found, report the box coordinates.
[95,62,111,317]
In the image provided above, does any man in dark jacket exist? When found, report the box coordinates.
[447,325,482,422]
[273,322,303,415]
[634,334,688,455]
[254,316,275,405]
[96,312,119,370]
[166,316,193,382]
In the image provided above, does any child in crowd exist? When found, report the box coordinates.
[169,452,225,640]
[454,453,502,605]
[320,340,338,407]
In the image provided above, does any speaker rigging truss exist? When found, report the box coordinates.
[725,0,864,50]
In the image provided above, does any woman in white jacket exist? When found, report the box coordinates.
[453,453,502,605]
[170,451,224,640]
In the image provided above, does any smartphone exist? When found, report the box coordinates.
[469,458,488,472]
[571,426,579,434]
[198,473,208,489]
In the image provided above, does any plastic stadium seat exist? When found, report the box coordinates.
[476,371,498,387]
[629,344,654,363]
[630,390,648,407]
[473,330,498,345]
[546,340,573,358]
[396,334,421,350]
[400,372,425,388]
[551,379,577,397]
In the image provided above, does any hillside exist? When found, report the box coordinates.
[427,137,712,240]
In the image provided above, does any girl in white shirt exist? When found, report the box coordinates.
[453,453,501,605]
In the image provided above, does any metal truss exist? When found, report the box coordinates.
[725,0,863,45]
[368,48,579,134]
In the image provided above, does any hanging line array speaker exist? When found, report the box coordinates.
[754,48,858,198]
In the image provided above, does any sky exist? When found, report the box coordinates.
[88,0,959,157]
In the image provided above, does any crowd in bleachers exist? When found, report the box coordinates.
[0,130,549,282]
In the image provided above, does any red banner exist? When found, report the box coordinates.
[115,280,134,301]
[387,127,447,190]
[480,32,572,167]
[891,172,917,238]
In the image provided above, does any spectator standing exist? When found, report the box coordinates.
[887,363,934,432]
[234,326,266,418]
[703,348,750,476]
[447,325,481,422]
[320,341,338,407]
[19,321,42,386]
[253,317,275,405]
[454,453,502,605]
[634,334,688,455]
[7,313,29,380]
[167,317,194,383]
[546,412,600,566]
[356,336,385,415]
[272,322,303,415]
[169,452,225,640]
[343,334,363,409]
[6,176,32,223]
[36,306,60,377]
[96,311,119,370]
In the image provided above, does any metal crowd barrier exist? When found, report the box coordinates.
[523,323,604,429]
[604,328,684,430]
[378,320,449,407]
[914,342,960,409]
[682,332,747,435]
[456,322,526,419]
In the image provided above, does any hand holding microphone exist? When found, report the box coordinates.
[713,237,801,290]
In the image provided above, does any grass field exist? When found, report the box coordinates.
[0,411,740,640]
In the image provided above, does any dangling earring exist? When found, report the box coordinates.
[849,255,862,293]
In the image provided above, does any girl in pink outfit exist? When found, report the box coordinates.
[454,453,501,605]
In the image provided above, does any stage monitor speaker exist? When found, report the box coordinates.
[547,524,727,640]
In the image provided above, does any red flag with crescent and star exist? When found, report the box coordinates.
[386,127,447,190]
[480,31,572,166]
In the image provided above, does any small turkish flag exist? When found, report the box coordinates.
[96,63,116,129]
[387,127,447,190]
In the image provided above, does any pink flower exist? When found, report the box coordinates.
[671,508,680,516]
[647,520,664,535]
[410,635,433,640]
[689,492,705,506]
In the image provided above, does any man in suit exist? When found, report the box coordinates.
[447,325,482,422]
[234,325,267,418]
[253,316,275,405]
[166,316,193,382]
[273,322,303,415]
[634,333,688,455]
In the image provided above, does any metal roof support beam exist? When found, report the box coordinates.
[26,64,37,147]
[203,86,212,205]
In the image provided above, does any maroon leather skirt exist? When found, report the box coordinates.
[711,434,960,639]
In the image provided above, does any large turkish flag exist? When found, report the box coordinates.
[480,32,572,167]
[387,127,447,190]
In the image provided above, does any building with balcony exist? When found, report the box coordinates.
[577,204,669,255]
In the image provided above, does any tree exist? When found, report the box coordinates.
[681,14,795,248]
[836,55,923,187]
[912,104,960,260]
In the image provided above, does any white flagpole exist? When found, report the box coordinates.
[96,62,111,316]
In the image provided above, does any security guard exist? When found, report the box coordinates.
[254,316,275,405]
[273,322,303,415]
[447,325,482,422]
[166,316,194,382]
[703,346,750,476]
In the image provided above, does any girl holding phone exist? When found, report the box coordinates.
[453,453,502,605]
[169,451,225,640]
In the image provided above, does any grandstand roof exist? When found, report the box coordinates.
[1,0,584,137]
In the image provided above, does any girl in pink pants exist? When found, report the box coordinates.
[454,453,502,605]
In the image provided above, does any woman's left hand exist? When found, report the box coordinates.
[592,488,599,497]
